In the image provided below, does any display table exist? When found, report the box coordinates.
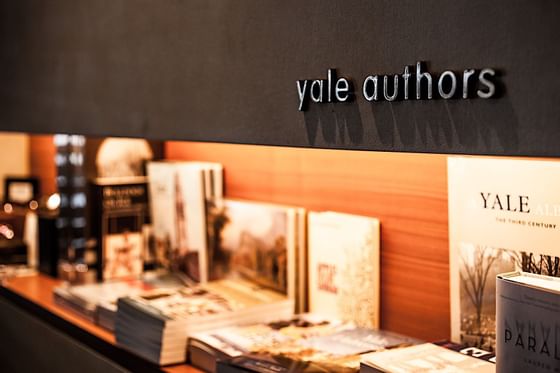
[0,274,201,373]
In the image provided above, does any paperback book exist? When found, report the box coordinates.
[307,211,380,328]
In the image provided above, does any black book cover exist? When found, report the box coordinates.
[89,179,148,280]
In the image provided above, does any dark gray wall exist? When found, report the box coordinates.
[0,297,129,373]
[0,1,559,156]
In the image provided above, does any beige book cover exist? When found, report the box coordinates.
[307,211,380,329]
[361,343,495,372]
[448,157,560,351]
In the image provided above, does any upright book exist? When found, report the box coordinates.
[147,161,223,282]
[307,211,380,328]
[89,177,148,280]
[496,272,560,373]
[448,157,560,350]
[205,198,306,310]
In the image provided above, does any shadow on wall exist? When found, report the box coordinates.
[303,96,519,154]
[304,100,364,146]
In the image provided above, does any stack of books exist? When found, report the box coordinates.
[53,272,186,330]
[190,314,418,373]
[116,281,293,365]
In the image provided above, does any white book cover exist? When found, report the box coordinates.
[175,164,207,282]
[448,157,560,351]
[147,161,177,269]
[147,161,223,282]
[361,343,495,372]
[307,211,380,329]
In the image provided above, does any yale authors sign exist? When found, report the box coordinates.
[296,62,498,111]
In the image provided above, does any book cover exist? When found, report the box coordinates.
[206,199,302,299]
[448,157,560,351]
[496,272,560,373]
[147,162,176,270]
[360,343,495,373]
[89,177,148,280]
[435,341,495,364]
[174,164,207,282]
[116,282,293,365]
[190,315,416,373]
[147,161,222,282]
[307,211,380,328]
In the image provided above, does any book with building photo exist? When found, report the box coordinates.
[147,161,223,283]
[448,157,560,351]
[205,198,306,304]
[307,211,380,329]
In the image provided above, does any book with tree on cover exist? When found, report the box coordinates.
[448,157,560,351]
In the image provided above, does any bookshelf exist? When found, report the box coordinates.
[29,135,449,341]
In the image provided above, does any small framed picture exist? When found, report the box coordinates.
[4,177,39,205]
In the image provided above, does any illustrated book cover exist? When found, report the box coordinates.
[205,198,306,306]
[307,211,380,328]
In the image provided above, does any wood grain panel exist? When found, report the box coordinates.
[29,134,57,196]
[166,142,449,341]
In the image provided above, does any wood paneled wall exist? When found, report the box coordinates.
[29,135,57,196]
[29,135,450,341]
[166,142,449,341]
